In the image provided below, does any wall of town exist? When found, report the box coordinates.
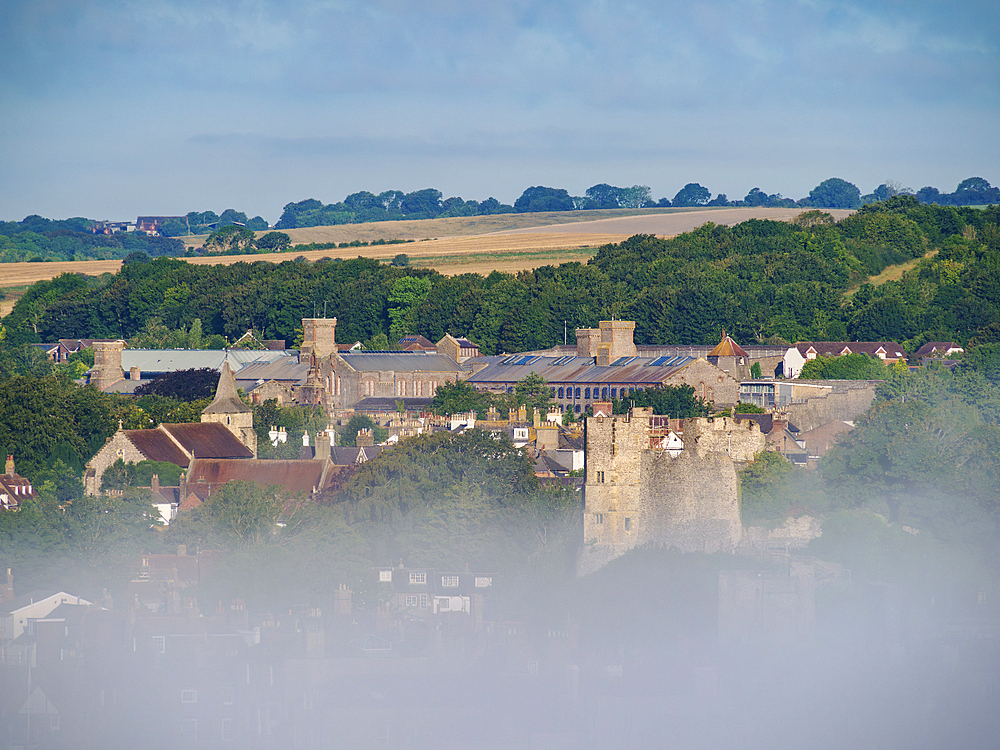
[784,382,878,433]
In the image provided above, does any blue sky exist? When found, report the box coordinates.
[2,0,998,223]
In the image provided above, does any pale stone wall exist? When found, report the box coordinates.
[681,416,765,464]
[85,432,147,495]
[665,358,740,408]
[784,382,877,433]
[329,356,459,410]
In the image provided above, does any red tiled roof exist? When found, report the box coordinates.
[125,429,190,465]
[161,423,253,459]
[186,458,345,495]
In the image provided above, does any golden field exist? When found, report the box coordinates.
[0,207,854,317]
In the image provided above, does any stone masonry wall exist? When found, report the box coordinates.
[784,382,877,433]
[578,412,762,575]
[85,432,148,495]
[665,359,740,408]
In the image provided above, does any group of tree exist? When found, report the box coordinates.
[0,218,183,262]
[158,209,268,237]
[5,197,1000,362]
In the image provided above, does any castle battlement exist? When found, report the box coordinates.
[578,411,765,575]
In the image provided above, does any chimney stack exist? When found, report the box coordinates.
[4,455,13,475]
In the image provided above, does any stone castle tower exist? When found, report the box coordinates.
[90,340,125,390]
[577,408,765,575]
[201,361,257,457]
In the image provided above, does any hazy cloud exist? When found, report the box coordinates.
[1,0,997,220]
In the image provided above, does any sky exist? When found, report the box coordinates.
[2,0,998,224]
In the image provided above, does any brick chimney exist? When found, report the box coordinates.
[129,366,141,380]
[4,455,13,476]
[151,473,160,495]
[356,428,375,447]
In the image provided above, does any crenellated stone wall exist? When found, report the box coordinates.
[578,410,766,575]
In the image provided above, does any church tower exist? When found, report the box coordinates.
[201,361,257,457]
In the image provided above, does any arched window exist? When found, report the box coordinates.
[575,387,581,399]
[558,387,565,399]
[698,381,706,400]
[611,388,617,399]
[584,387,591,399]
[601,387,608,400]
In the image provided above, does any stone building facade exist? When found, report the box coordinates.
[578,409,765,575]
[297,317,466,412]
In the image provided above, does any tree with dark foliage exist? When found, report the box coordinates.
[133,367,220,401]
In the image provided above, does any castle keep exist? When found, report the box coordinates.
[578,408,765,575]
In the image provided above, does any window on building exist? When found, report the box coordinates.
[596,470,605,483]
[378,570,392,582]
[575,404,581,412]
[404,595,418,607]
[611,388,617,399]
[152,635,165,653]
[475,576,493,588]
[601,387,608,399]
[595,513,604,524]
[409,571,426,584]
[624,517,631,531]
[441,575,459,587]
[584,387,591,399]
[558,387,565,399]
[575,388,581,399]
[420,594,429,609]
[181,690,198,704]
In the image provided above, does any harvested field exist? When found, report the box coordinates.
[0,206,857,306]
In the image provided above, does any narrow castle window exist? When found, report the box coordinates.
[596,471,605,483]
[624,518,631,531]
[595,513,604,524]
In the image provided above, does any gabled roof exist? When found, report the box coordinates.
[398,335,436,350]
[330,446,385,465]
[162,423,253,458]
[795,341,906,359]
[914,341,963,358]
[185,458,343,495]
[123,423,253,466]
[201,361,252,415]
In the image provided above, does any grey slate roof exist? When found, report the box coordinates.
[466,353,698,387]
[338,351,463,372]
[120,349,293,375]
[235,357,310,385]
